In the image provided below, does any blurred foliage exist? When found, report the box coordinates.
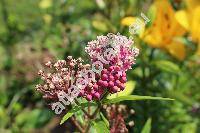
[0,0,199,132]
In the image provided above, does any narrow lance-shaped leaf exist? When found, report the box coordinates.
[141,118,152,133]
[100,112,109,128]
[103,95,174,104]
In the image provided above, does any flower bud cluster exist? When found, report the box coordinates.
[36,56,88,103]
[78,65,127,101]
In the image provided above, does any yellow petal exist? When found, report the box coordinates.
[175,10,189,30]
[121,17,136,26]
[143,28,163,48]
[121,17,145,37]
[165,41,186,61]
[185,0,200,10]
[191,6,200,42]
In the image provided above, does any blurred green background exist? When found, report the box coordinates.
[0,0,199,132]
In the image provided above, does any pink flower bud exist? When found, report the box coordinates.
[86,94,92,101]
[108,66,114,71]
[114,74,120,80]
[79,90,84,96]
[119,83,125,90]
[101,74,108,81]
[122,71,126,77]
[111,86,119,93]
[108,81,114,87]
[109,75,115,81]
[94,92,100,99]
[93,84,98,90]
[101,69,108,74]
[120,77,127,83]
[102,81,108,87]
[97,80,104,86]
[115,80,121,86]
[114,66,120,71]
[91,90,95,95]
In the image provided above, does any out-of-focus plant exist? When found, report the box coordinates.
[175,0,200,55]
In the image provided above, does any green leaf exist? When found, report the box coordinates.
[100,112,109,128]
[60,111,75,125]
[92,20,108,32]
[103,95,174,104]
[92,120,109,133]
[60,102,97,124]
[153,60,181,74]
[75,110,84,125]
[107,81,136,99]
[141,118,152,133]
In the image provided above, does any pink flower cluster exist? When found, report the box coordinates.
[80,33,139,101]
[36,33,139,103]
[85,33,139,71]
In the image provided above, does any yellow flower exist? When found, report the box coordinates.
[175,0,200,55]
[121,16,145,37]
[143,0,186,60]
[121,17,136,26]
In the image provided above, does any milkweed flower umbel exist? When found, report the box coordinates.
[85,33,139,71]
[81,33,139,100]
[36,56,90,103]
[36,33,139,103]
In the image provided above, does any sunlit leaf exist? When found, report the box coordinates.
[107,81,136,99]
[103,95,174,104]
